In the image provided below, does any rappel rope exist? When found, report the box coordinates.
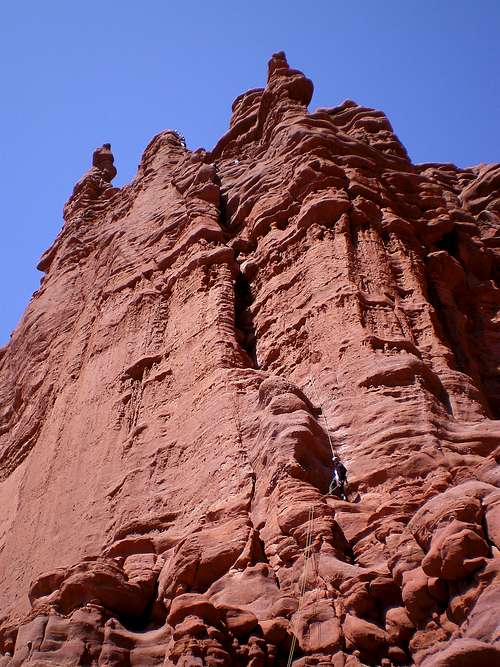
[307,376,337,461]
[287,378,337,665]
[286,505,316,667]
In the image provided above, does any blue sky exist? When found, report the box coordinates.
[1,0,499,344]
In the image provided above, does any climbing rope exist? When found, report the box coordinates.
[287,505,316,667]
[307,376,337,461]
[302,320,337,462]
[286,375,344,664]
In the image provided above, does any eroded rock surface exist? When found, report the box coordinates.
[0,52,499,666]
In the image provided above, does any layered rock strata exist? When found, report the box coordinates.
[0,52,499,666]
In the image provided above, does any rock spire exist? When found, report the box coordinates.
[0,52,499,666]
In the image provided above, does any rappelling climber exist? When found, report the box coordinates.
[329,455,348,500]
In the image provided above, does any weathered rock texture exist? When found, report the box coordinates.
[0,52,499,666]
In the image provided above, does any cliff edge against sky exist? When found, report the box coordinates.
[0,53,499,667]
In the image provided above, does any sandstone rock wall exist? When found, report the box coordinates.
[0,53,499,666]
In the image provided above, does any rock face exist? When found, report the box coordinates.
[0,52,499,666]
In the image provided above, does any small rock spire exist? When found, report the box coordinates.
[264,50,313,107]
[63,143,119,220]
[92,143,117,182]
[267,51,290,80]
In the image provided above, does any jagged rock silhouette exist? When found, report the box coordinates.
[0,52,499,666]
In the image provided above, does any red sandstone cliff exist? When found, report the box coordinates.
[0,52,499,667]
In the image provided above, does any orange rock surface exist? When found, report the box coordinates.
[0,53,499,666]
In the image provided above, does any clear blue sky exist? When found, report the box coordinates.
[1,1,499,345]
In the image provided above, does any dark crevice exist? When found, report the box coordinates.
[435,229,459,257]
[234,271,258,368]
[118,581,166,633]
[427,282,493,416]
[212,161,260,369]
[428,283,469,375]
[218,188,229,230]
[79,642,94,667]
[429,237,499,418]
[272,644,304,666]
[212,162,232,233]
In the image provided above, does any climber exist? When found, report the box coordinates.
[329,455,347,500]
[173,131,186,148]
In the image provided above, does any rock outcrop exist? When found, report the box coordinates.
[0,52,499,666]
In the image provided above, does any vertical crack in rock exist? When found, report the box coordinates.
[0,52,499,666]
[233,270,258,369]
[213,160,259,369]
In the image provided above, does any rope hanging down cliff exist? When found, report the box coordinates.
[286,376,349,665]
[307,376,348,501]
[286,505,316,667]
